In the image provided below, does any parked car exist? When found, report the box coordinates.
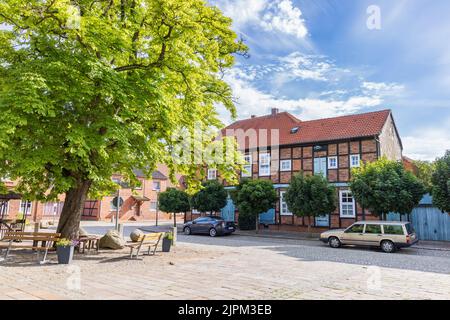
[183,216,235,237]
[320,221,418,253]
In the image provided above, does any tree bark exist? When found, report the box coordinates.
[255,214,259,234]
[307,216,312,236]
[57,179,92,240]
[173,211,177,228]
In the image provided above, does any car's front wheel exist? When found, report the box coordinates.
[381,240,395,253]
[183,227,191,235]
[209,228,217,237]
[329,236,341,248]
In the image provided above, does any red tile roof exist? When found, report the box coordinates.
[222,109,392,149]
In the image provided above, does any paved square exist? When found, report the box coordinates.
[1,234,449,300]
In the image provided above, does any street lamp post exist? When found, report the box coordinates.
[155,190,159,227]
[115,188,120,231]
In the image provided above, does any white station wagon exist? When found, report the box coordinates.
[320,221,418,253]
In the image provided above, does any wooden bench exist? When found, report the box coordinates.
[0,231,61,264]
[125,232,164,259]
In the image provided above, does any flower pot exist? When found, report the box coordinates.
[162,237,172,252]
[57,246,74,264]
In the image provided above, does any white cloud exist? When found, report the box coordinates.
[260,0,308,39]
[402,120,450,161]
[213,0,308,39]
[220,68,383,123]
[362,81,405,94]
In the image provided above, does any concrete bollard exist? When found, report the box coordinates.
[172,226,177,246]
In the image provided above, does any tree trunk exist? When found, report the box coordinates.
[255,214,259,234]
[307,216,312,236]
[57,180,92,240]
[174,211,177,228]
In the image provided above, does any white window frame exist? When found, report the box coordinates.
[280,159,292,172]
[350,154,361,168]
[0,200,10,216]
[152,181,161,191]
[242,154,252,177]
[259,152,270,176]
[19,200,32,216]
[328,156,338,169]
[280,191,292,216]
[207,168,217,180]
[339,190,356,218]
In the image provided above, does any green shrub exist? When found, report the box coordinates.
[238,211,256,230]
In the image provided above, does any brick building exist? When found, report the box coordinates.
[192,108,403,232]
[0,165,180,223]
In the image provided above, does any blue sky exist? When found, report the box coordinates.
[212,0,450,161]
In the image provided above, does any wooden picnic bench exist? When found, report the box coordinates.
[125,232,164,259]
[0,231,61,264]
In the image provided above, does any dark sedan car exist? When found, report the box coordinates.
[183,216,236,237]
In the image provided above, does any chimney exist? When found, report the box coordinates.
[251,115,256,118]
[271,108,279,116]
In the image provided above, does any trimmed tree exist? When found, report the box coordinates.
[431,150,450,213]
[191,180,227,215]
[158,188,190,227]
[234,179,277,233]
[0,1,246,239]
[284,173,336,234]
[350,158,426,220]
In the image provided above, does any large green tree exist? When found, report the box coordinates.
[284,173,336,234]
[350,158,426,219]
[158,187,190,226]
[234,179,277,233]
[0,0,246,238]
[431,150,450,213]
[191,180,227,215]
[412,160,435,193]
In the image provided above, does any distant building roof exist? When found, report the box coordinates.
[132,169,167,180]
[223,109,393,149]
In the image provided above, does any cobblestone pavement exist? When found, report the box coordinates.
[0,233,449,300]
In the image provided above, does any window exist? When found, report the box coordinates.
[328,156,338,169]
[19,201,32,217]
[345,224,364,233]
[242,154,252,177]
[350,154,361,168]
[150,201,157,211]
[314,157,327,177]
[280,160,292,172]
[259,153,270,176]
[365,224,382,234]
[207,168,217,180]
[43,201,64,216]
[0,200,9,219]
[280,191,292,216]
[152,181,161,191]
[405,223,415,235]
[383,225,404,235]
[340,190,355,217]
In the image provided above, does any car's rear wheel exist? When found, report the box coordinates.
[381,240,395,253]
[209,228,217,237]
[329,236,341,248]
[183,227,191,235]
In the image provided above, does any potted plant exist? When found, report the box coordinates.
[162,232,173,252]
[56,238,78,264]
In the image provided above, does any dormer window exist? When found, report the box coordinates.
[290,127,299,134]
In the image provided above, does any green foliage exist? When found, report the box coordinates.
[238,211,256,230]
[284,173,336,222]
[413,160,436,193]
[191,180,227,213]
[158,188,190,214]
[350,158,426,217]
[431,150,450,213]
[0,0,247,201]
[234,179,277,218]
